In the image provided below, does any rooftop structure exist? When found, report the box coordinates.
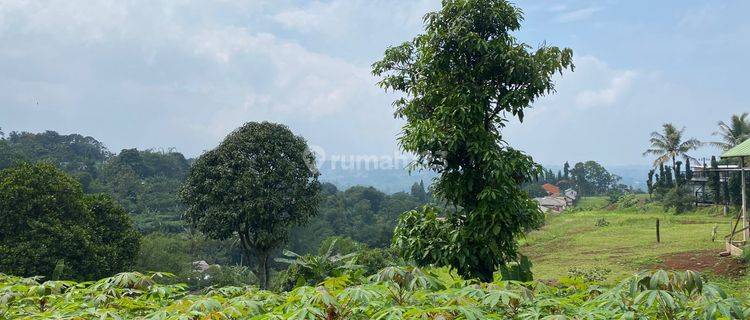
[719,140,750,257]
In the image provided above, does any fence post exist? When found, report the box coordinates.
[656,219,660,243]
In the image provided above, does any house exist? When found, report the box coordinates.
[535,196,567,213]
[563,188,578,205]
[534,184,578,212]
[542,183,561,196]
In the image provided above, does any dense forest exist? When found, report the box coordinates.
[0,129,434,285]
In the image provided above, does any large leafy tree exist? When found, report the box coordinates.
[374,0,573,282]
[0,163,140,280]
[181,122,320,289]
[643,123,702,168]
[570,161,620,196]
[710,112,750,151]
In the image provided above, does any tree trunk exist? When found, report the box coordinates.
[257,251,270,290]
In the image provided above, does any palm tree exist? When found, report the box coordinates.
[710,112,750,151]
[643,123,702,168]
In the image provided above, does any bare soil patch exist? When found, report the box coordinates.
[649,250,746,278]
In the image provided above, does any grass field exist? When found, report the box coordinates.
[520,196,750,295]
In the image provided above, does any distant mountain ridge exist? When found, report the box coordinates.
[317,160,437,194]
[319,161,650,194]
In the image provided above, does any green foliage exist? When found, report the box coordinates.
[0,163,140,280]
[374,0,573,282]
[277,237,400,291]
[710,112,750,151]
[498,255,533,282]
[275,239,362,291]
[0,130,192,233]
[91,149,190,232]
[567,266,611,283]
[1,269,747,319]
[135,233,193,275]
[0,130,108,177]
[739,246,750,264]
[662,185,696,214]
[184,265,258,291]
[181,122,320,289]
[614,193,641,209]
[647,169,655,196]
[595,218,610,227]
[409,180,428,202]
[572,161,622,196]
[289,185,428,252]
[643,123,702,168]
[134,232,253,291]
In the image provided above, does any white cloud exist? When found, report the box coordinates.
[270,0,439,36]
[0,0,404,156]
[575,69,636,109]
[555,7,601,23]
[521,56,638,116]
[271,1,344,34]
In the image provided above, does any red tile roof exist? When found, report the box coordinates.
[542,183,561,195]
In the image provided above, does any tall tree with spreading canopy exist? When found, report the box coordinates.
[180,122,320,289]
[710,112,750,151]
[643,123,702,169]
[374,0,573,282]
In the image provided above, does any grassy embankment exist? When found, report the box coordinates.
[520,196,750,296]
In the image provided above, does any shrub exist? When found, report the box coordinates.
[615,193,641,208]
[595,218,610,227]
[568,266,611,283]
[740,246,750,264]
[275,239,362,291]
[498,254,533,281]
[663,186,696,214]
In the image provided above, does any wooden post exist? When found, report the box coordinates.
[742,157,748,242]
[656,219,660,243]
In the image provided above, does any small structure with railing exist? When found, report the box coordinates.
[720,139,750,257]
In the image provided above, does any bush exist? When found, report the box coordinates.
[740,246,750,264]
[498,254,533,281]
[356,247,400,276]
[663,186,696,214]
[615,193,640,208]
[567,266,611,282]
[595,218,610,227]
[275,239,362,291]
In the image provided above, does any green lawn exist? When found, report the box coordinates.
[520,198,748,293]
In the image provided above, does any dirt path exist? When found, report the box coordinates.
[650,250,746,278]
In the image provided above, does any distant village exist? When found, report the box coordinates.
[534,183,578,213]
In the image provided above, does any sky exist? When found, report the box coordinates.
[1,0,748,167]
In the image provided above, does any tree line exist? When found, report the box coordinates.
[524,160,630,198]
[0,126,429,288]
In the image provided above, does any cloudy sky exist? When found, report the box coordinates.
[1,0,748,166]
